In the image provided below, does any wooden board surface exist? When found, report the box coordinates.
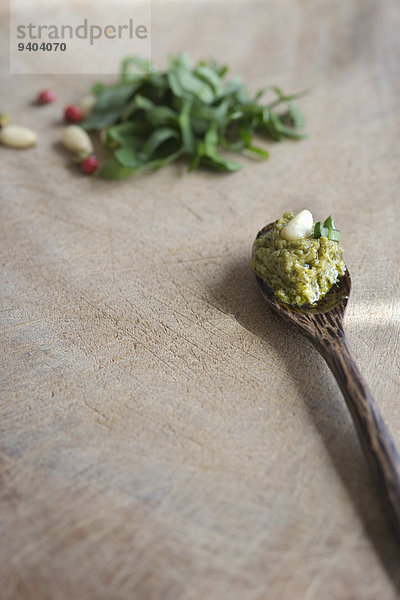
[1,1,400,598]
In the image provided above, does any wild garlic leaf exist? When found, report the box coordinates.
[178,98,196,155]
[107,121,150,143]
[82,83,139,130]
[99,158,136,179]
[141,127,180,158]
[114,146,145,168]
[201,124,242,171]
[82,109,122,130]
[145,106,178,127]
[245,145,270,159]
[121,55,152,81]
[194,65,223,96]
[94,83,138,112]
[202,155,242,172]
[285,102,306,129]
[141,148,184,171]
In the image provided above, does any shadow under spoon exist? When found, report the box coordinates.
[254,222,400,538]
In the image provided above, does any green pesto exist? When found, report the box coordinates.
[252,212,345,306]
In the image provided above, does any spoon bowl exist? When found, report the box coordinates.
[254,222,400,539]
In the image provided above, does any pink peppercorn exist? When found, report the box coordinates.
[64,105,82,123]
[38,89,57,104]
[81,155,99,175]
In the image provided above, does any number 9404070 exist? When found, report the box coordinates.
[18,42,66,51]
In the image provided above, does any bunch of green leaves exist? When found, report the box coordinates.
[82,53,306,180]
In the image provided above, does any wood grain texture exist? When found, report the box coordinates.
[1,1,400,599]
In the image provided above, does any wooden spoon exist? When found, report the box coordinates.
[254,223,400,537]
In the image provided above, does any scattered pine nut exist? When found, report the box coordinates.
[62,125,93,156]
[0,125,37,149]
[281,209,313,240]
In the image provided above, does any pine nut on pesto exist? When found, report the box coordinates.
[252,212,345,306]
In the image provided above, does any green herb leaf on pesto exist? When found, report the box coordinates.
[314,217,341,242]
[323,216,335,229]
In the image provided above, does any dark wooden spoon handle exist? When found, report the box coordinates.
[312,328,400,538]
